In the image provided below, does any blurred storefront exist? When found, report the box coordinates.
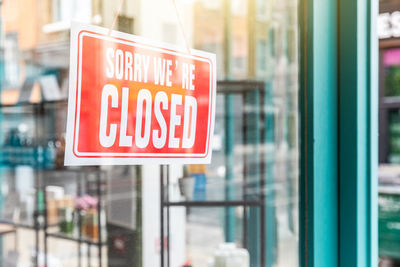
[0,0,377,267]
[378,0,400,264]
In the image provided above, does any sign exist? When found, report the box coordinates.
[65,22,216,165]
[379,11,400,39]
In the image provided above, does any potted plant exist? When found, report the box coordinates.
[75,195,99,240]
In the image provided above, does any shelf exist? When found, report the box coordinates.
[0,99,67,109]
[34,168,105,177]
[381,97,400,109]
[163,200,263,207]
[217,80,265,94]
[0,162,103,173]
[46,231,106,246]
[0,219,43,230]
[0,224,17,235]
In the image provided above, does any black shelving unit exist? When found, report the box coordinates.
[42,168,106,267]
[0,100,56,267]
[160,80,267,267]
[0,100,106,267]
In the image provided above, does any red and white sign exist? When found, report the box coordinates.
[65,23,216,165]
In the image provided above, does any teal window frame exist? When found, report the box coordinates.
[299,0,378,266]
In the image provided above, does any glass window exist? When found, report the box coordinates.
[0,0,299,266]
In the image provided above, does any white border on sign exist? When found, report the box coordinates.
[74,32,213,157]
[64,22,217,166]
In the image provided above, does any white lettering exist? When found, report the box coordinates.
[125,52,133,81]
[168,94,182,148]
[135,89,152,148]
[115,49,124,80]
[166,60,173,87]
[134,53,142,82]
[154,58,166,86]
[189,64,195,90]
[182,96,197,148]
[377,12,400,39]
[106,48,114,78]
[99,84,118,147]
[153,91,168,148]
[142,55,150,83]
[392,11,400,37]
[182,63,189,89]
[119,87,132,147]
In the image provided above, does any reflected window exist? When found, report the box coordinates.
[4,33,19,89]
[52,0,92,23]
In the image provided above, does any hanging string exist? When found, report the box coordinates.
[108,0,125,36]
[171,0,192,55]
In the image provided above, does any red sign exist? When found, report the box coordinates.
[65,23,216,165]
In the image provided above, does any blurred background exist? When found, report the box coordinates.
[379,0,400,266]
[0,0,299,267]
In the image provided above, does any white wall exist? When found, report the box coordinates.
[142,164,186,267]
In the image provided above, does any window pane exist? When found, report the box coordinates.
[0,0,299,266]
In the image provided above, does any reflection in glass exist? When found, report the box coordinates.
[0,0,299,266]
